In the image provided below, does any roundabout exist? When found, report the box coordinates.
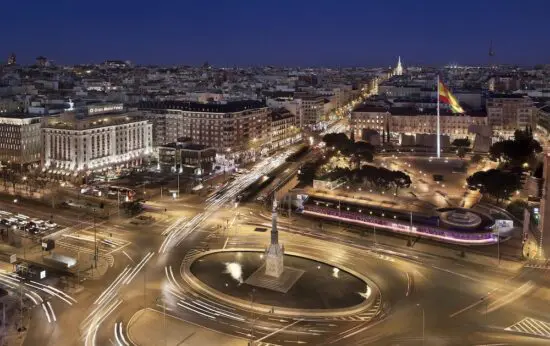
[184,248,378,317]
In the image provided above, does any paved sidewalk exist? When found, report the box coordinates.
[127,308,248,346]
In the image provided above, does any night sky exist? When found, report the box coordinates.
[2,0,549,66]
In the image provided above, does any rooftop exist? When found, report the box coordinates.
[488,93,527,99]
[160,141,213,151]
[353,105,387,113]
[270,108,294,121]
[0,113,42,119]
[138,100,267,113]
[389,107,486,117]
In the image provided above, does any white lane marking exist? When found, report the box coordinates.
[255,319,304,343]
[505,317,550,337]
[449,299,485,318]
[122,250,134,263]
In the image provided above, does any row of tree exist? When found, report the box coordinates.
[323,165,412,195]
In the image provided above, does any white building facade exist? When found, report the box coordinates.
[351,106,488,142]
[42,113,152,171]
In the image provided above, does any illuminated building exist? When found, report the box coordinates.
[42,112,152,171]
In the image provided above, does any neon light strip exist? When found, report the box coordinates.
[303,209,497,245]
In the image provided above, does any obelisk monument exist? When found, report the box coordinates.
[265,198,284,277]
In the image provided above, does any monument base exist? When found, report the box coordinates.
[245,265,304,293]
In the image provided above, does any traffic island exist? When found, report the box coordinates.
[183,248,379,318]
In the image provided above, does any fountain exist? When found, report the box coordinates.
[185,199,379,314]
[245,199,304,293]
[438,208,483,230]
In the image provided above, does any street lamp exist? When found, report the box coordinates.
[416,303,425,344]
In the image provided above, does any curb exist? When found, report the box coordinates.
[181,248,380,318]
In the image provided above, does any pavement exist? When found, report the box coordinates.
[127,308,248,346]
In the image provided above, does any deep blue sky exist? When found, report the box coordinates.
[2,0,549,66]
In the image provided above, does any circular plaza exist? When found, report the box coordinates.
[182,249,379,317]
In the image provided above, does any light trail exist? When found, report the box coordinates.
[160,150,294,253]
[118,322,130,346]
[41,303,52,323]
[47,301,57,322]
[83,252,155,346]
[123,251,154,284]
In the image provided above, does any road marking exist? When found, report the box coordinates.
[331,317,387,343]
[486,281,534,313]
[255,319,303,343]
[449,299,485,318]
[406,272,412,297]
[122,250,134,263]
[505,317,550,338]
[106,241,131,255]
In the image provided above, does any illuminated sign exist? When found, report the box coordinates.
[40,270,46,279]
[42,239,55,251]
[88,104,123,115]
[495,219,514,231]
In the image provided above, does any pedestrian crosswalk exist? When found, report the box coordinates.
[57,241,115,267]
[505,317,550,338]
[524,260,550,269]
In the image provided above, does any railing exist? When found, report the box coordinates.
[302,205,497,245]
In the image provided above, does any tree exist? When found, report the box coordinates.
[466,169,522,204]
[452,138,471,148]
[322,133,351,151]
[351,141,374,168]
[506,199,529,220]
[391,170,412,195]
[489,129,542,166]
[298,162,319,186]
[471,154,483,164]
[122,200,144,216]
[457,147,467,159]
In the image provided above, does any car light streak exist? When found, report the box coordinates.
[41,303,51,323]
[47,301,56,322]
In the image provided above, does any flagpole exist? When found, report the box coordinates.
[436,74,441,159]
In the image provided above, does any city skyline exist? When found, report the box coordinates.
[2,0,549,67]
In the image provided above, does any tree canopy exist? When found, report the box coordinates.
[466,169,522,203]
[489,129,542,165]
[323,164,411,195]
[322,132,375,168]
[452,138,471,148]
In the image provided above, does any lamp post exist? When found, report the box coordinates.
[480,296,488,323]
[248,288,256,345]
[93,208,97,271]
[497,226,500,266]
[416,303,425,345]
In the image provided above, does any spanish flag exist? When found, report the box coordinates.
[438,79,464,114]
